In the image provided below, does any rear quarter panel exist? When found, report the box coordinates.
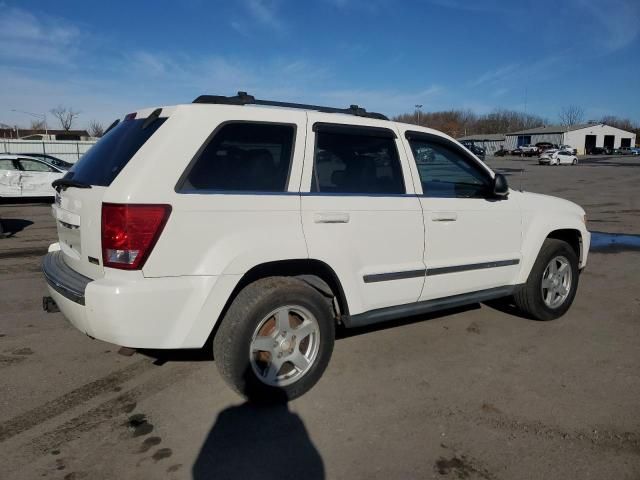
[102,104,309,277]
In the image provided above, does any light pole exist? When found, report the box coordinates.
[415,104,423,125]
[11,109,48,137]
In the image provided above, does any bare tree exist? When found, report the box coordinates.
[50,106,80,131]
[559,105,585,126]
[30,119,47,131]
[88,120,105,137]
[393,108,545,137]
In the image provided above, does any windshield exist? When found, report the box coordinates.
[67,117,166,186]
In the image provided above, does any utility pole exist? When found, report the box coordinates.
[11,109,48,137]
[415,104,423,125]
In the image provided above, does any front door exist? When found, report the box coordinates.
[16,158,61,196]
[402,131,522,301]
[0,159,22,196]
[300,117,425,315]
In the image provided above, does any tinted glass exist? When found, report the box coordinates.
[181,123,294,192]
[67,118,166,187]
[409,139,490,198]
[313,132,404,194]
[0,159,16,170]
[19,159,55,172]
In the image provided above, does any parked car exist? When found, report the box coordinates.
[460,141,486,160]
[17,153,74,170]
[539,149,579,166]
[618,147,635,155]
[494,147,509,157]
[558,145,577,155]
[631,147,640,155]
[587,146,610,155]
[535,142,556,152]
[0,154,66,197]
[42,92,590,401]
[518,144,539,157]
[510,148,524,156]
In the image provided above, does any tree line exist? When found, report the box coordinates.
[394,105,639,140]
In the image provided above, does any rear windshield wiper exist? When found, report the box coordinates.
[52,178,92,192]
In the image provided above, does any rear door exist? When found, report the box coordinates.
[300,115,425,315]
[402,130,522,301]
[52,114,167,279]
[0,159,22,196]
[16,158,62,196]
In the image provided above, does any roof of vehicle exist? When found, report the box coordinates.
[0,154,45,160]
[192,91,389,120]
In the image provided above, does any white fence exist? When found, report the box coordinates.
[0,139,97,163]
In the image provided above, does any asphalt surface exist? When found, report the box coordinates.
[1,155,639,479]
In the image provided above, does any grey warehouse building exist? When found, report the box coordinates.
[504,123,636,155]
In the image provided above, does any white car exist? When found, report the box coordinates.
[539,149,579,166]
[0,154,66,198]
[42,92,590,401]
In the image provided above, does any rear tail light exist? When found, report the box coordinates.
[101,203,171,270]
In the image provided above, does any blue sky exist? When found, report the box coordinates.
[1,0,639,129]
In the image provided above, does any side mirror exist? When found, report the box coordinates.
[492,173,509,197]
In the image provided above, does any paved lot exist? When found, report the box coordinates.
[1,155,639,480]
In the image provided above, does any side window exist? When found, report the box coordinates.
[0,159,17,170]
[408,138,491,198]
[181,123,295,192]
[312,130,405,194]
[18,159,55,172]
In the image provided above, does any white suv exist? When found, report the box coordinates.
[42,92,590,401]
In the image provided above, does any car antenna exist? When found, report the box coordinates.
[519,168,524,192]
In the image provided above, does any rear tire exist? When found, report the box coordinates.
[213,277,335,402]
[514,239,579,321]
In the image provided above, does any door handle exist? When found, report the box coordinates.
[314,212,350,224]
[431,212,457,222]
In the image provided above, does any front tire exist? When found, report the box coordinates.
[514,239,579,320]
[213,277,335,402]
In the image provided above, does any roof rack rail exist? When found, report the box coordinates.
[192,91,389,120]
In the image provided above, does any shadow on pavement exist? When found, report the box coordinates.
[0,218,34,237]
[192,400,324,480]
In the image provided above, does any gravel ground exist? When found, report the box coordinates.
[0,155,638,480]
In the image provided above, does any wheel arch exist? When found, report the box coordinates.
[518,227,584,284]
[194,258,350,349]
[546,229,582,261]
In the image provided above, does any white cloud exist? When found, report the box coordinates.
[573,0,639,51]
[245,0,284,31]
[0,6,80,65]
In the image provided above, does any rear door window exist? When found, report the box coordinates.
[67,117,166,186]
[312,127,405,194]
[18,159,56,172]
[178,122,295,192]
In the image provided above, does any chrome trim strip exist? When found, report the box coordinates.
[426,259,520,276]
[363,269,426,283]
[362,259,520,283]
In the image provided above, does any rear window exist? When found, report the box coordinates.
[178,122,295,192]
[67,117,166,186]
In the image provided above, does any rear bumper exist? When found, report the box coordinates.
[42,251,221,349]
[42,251,91,305]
